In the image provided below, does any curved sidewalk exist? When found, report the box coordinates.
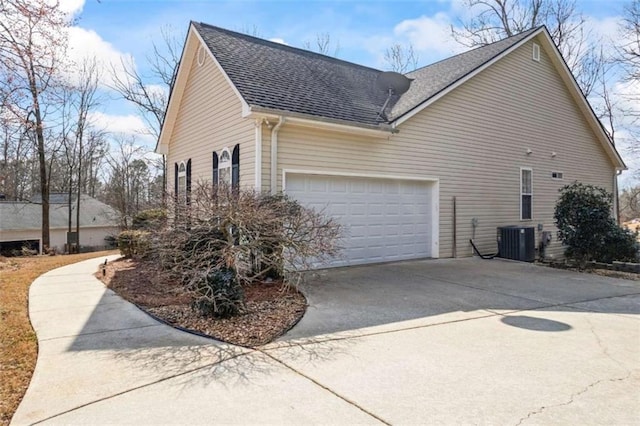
[12,256,378,425]
[11,256,248,425]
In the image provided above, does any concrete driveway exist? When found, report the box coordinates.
[284,258,640,339]
[13,257,640,425]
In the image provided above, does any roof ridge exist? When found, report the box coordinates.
[195,21,383,73]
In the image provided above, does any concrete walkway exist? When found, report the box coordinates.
[12,257,640,425]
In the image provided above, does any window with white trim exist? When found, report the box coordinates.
[218,148,231,185]
[521,168,532,220]
[178,162,186,196]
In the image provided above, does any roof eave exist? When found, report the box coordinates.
[246,105,396,137]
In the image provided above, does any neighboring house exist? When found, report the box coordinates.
[157,22,626,266]
[0,193,119,254]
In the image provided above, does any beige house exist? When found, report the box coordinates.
[157,22,626,266]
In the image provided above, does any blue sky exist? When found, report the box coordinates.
[60,0,637,185]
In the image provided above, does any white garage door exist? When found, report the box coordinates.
[286,173,436,267]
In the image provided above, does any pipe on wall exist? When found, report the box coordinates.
[270,116,285,193]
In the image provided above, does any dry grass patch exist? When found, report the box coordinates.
[0,250,118,426]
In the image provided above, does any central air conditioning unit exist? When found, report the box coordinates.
[497,226,535,262]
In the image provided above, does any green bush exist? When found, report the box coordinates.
[601,225,640,264]
[117,230,151,258]
[191,268,244,318]
[132,209,167,230]
[554,182,640,265]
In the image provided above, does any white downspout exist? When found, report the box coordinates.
[254,118,263,191]
[614,170,622,223]
[270,116,285,194]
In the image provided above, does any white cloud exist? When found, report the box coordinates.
[88,111,152,141]
[65,26,132,87]
[269,37,289,45]
[392,12,466,64]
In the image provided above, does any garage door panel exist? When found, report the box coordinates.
[286,174,434,267]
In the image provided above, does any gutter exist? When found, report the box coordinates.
[247,105,396,136]
[271,116,285,193]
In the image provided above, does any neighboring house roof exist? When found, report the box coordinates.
[0,195,119,232]
[158,22,626,170]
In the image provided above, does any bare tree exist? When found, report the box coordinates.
[0,0,70,249]
[451,0,604,97]
[383,43,419,73]
[103,135,156,227]
[110,26,182,203]
[303,32,340,57]
[620,0,640,82]
[239,24,261,38]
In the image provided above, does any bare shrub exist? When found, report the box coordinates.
[150,182,341,317]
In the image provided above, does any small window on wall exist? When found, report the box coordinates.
[521,168,532,220]
[551,171,563,180]
[213,146,239,190]
[175,160,191,204]
[178,162,186,196]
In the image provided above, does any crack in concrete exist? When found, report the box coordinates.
[514,373,633,426]
[29,350,251,425]
[586,318,629,371]
[260,350,391,425]
[38,324,162,342]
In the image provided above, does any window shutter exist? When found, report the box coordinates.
[174,163,178,195]
[212,152,219,186]
[232,144,240,188]
[186,159,192,205]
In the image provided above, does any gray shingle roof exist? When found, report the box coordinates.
[194,22,390,126]
[193,22,539,127]
[0,195,119,231]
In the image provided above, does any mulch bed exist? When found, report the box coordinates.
[96,258,306,347]
[544,262,640,281]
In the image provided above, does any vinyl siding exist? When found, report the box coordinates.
[274,37,615,259]
[166,42,255,191]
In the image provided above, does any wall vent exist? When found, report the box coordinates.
[532,43,540,62]
[551,171,563,179]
